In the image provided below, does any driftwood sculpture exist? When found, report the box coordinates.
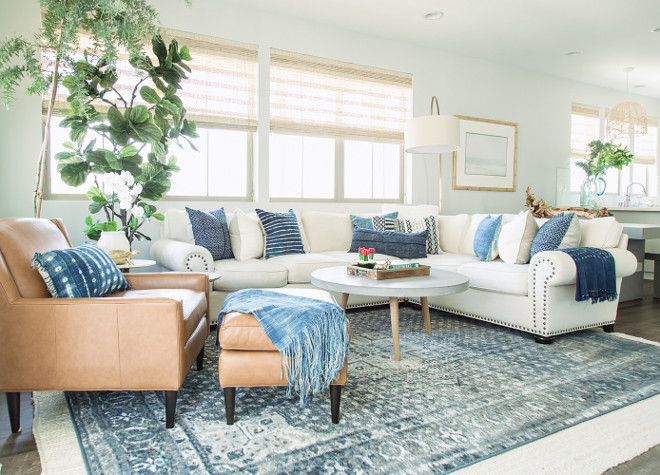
[525,187,611,219]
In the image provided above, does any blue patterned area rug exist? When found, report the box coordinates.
[60,306,660,473]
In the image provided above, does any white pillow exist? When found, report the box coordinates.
[498,211,539,264]
[229,209,264,260]
[459,214,489,256]
[436,214,470,254]
[161,208,194,243]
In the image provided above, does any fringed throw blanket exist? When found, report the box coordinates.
[559,247,617,303]
[216,289,349,405]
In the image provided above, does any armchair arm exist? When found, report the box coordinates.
[528,248,637,297]
[150,239,214,272]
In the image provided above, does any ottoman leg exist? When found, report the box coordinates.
[224,387,236,425]
[330,385,341,424]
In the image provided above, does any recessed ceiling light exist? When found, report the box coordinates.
[424,11,444,20]
[652,27,660,33]
[565,51,583,56]
[633,84,646,89]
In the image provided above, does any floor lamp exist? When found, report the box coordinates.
[404,96,460,214]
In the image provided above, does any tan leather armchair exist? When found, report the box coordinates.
[0,217,210,431]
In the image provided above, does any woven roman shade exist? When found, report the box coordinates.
[45,29,258,132]
[570,103,600,160]
[269,49,412,143]
[631,116,658,165]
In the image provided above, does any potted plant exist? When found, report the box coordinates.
[55,34,198,247]
[575,139,634,206]
[0,1,195,218]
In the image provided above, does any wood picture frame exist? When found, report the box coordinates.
[452,115,518,191]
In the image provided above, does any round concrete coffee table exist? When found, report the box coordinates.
[311,266,469,361]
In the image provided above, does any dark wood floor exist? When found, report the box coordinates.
[1,282,659,474]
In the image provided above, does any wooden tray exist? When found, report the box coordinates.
[346,264,431,280]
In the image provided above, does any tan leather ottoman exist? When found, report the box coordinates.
[217,288,349,424]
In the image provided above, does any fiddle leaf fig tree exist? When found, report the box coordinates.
[57,34,198,245]
[0,0,174,218]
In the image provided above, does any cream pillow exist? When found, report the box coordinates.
[498,211,539,264]
[229,209,264,260]
[578,217,623,249]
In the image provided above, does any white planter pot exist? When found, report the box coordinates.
[97,231,130,253]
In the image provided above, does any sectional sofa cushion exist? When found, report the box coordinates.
[229,209,264,260]
[31,244,130,298]
[578,217,623,248]
[473,214,502,261]
[185,207,234,260]
[530,212,581,257]
[256,209,306,259]
[498,211,538,264]
[302,212,354,252]
[212,258,288,291]
[268,253,349,283]
[457,261,529,295]
[437,214,470,254]
[349,227,428,259]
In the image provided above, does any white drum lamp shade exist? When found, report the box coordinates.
[404,114,460,153]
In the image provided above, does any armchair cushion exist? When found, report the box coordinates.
[31,244,130,298]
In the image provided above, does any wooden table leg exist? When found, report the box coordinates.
[340,293,349,309]
[389,297,400,361]
[421,297,432,336]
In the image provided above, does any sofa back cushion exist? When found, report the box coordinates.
[302,212,353,252]
[381,204,439,219]
[578,217,623,249]
[436,214,470,254]
[161,208,195,243]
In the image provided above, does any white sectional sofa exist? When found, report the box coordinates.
[151,205,637,343]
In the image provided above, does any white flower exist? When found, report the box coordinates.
[103,173,122,193]
[119,170,134,187]
[130,183,143,196]
[131,205,145,219]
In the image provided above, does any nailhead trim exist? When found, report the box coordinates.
[185,252,210,272]
[531,258,557,335]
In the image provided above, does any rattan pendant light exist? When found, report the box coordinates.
[606,67,648,138]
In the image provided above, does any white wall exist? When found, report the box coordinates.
[1,0,659,257]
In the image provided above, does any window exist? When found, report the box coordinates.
[569,103,657,197]
[269,48,412,201]
[47,30,258,199]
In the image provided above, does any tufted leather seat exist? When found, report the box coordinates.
[0,217,210,431]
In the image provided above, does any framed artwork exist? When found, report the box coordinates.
[452,115,518,191]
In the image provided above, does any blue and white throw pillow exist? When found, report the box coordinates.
[530,212,581,258]
[350,212,398,230]
[186,207,233,260]
[349,227,428,259]
[372,215,398,232]
[395,216,441,254]
[31,244,130,298]
[255,209,305,259]
[473,215,503,261]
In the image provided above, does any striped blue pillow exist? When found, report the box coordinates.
[31,244,130,298]
[255,209,305,259]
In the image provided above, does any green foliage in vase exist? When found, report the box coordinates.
[575,139,634,177]
[0,0,191,218]
[56,34,198,245]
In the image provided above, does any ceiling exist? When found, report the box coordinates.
[231,0,660,99]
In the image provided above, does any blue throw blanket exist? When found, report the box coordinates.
[559,247,617,304]
[216,289,349,406]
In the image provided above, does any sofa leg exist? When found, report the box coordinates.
[330,385,341,424]
[534,335,555,344]
[603,324,615,333]
[196,346,204,371]
[165,390,177,428]
[224,387,236,425]
[6,392,20,434]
